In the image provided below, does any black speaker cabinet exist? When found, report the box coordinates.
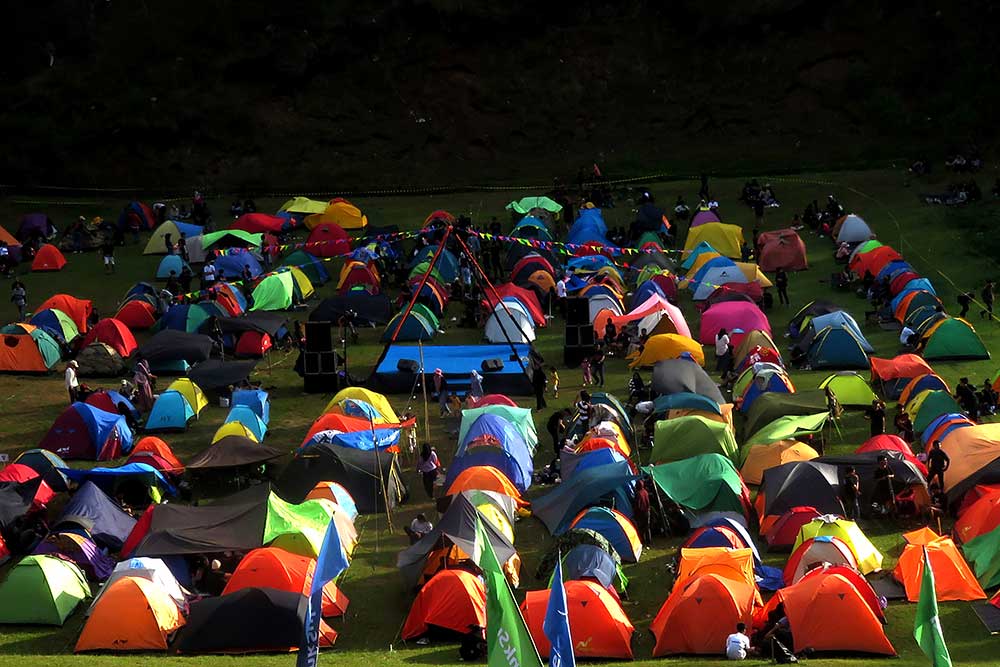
[397,358,420,373]
[566,298,589,325]
[305,321,333,352]
[481,358,504,373]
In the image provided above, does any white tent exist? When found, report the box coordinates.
[836,214,874,244]
[692,266,749,301]
[87,557,188,615]
[484,301,535,344]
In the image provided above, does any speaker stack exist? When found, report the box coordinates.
[302,321,341,393]
[564,297,595,367]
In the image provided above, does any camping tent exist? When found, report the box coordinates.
[80,318,138,359]
[143,220,203,254]
[698,301,771,344]
[401,569,486,640]
[834,214,875,244]
[304,198,367,231]
[818,372,877,407]
[684,223,744,258]
[223,547,348,617]
[652,416,738,464]
[144,391,195,431]
[568,507,642,563]
[793,516,883,574]
[651,358,725,403]
[629,333,704,367]
[0,555,90,625]
[740,440,819,485]
[38,402,133,460]
[645,454,749,516]
[921,317,990,360]
[76,575,185,652]
[756,228,808,271]
[57,481,137,549]
[650,573,757,656]
[483,301,536,344]
[894,528,985,601]
[520,580,634,660]
[31,244,67,271]
[0,324,61,372]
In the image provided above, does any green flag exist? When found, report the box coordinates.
[474,517,543,667]
[914,546,953,667]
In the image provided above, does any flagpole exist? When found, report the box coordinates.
[418,340,430,442]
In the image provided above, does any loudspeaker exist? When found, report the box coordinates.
[481,358,504,373]
[304,372,341,393]
[397,358,420,373]
[566,298,589,325]
[303,351,337,374]
[305,321,333,352]
[565,324,594,348]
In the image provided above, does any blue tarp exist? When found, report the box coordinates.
[560,448,628,481]
[375,343,534,395]
[457,414,529,458]
[566,255,614,273]
[567,209,608,246]
[60,463,177,496]
[56,481,138,549]
[301,427,400,451]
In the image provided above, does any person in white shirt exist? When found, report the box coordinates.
[405,513,434,544]
[899,325,917,348]
[715,328,732,374]
[202,261,217,288]
[725,623,751,660]
[65,360,80,404]
[555,274,569,318]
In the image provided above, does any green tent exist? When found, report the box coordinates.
[851,239,883,257]
[264,493,341,557]
[250,272,296,311]
[201,229,263,249]
[921,318,990,361]
[644,453,746,515]
[408,260,444,285]
[909,390,961,434]
[281,249,328,285]
[651,416,738,464]
[743,390,829,440]
[410,303,440,328]
[744,412,829,448]
[817,372,877,408]
[962,525,1000,588]
[0,555,90,625]
[634,231,664,248]
[506,196,563,215]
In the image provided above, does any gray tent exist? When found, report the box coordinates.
[651,358,725,403]
[835,214,874,244]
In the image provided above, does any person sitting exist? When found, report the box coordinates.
[726,623,752,661]
[979,380,998,415]
[405,513,434,544]
[899,325,919,350]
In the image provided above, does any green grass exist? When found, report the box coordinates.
[1,166,1000,665]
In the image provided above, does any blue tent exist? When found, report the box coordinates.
[653,392,722,415]
[224,405,268,442]
[231,389,270,424]
[566,255,614,273]
[809,312,873,352]
[906,374,949,401]
[216,251,263,281]
[741,374,793,413]
[144,391,195,431]
[681,241,717,270]
[512,216,553,242]
[156,254,191,280]
[876,260,912,283]
[410,245,459,283]
[456,414,529,458]
[93,390,141,423]
[560,448,628,481]
[692,255,737,282]
[631,280,666,309]
[39,402,135,460]
[29,308,78,344]
[532,461,637,534]
[567,209,608,246]
[806,327,871,369]
[55,481,137,550]
[124,282,159,302]
[899,278,936,296]
[580,284,620,301]
[301,427,400,452]
[380,311,436,342]
[60,463,177,497]
[445,415,534,493]
[332,398,382,422]
[157,303,226,333]
[562,544,620,590]
[921,413,972,445]
[569,506,641,563]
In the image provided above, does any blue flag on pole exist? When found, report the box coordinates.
[297,520,350,667]
[543,557,576,667]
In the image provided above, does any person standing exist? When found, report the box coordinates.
[202,259,218,290]
[843,466,861,520]
[65,360,80,403]
[10,279,26,321]
[433,369,451,416]
[633,479,652,546]
[531,361,547,410]
[927,440,951,490]
[132,356,156,413]
[775,268,790,306]
[873,455,896,515]
[958,290,973,318]
[416,444,441,499]
[715,328,732,374]
[548,366,560,399]
[956,377,980,420]
[468,369,484,400]
[555,274,568,318]
[592,347,606,387]
[164,233,174,255]
[894,406,914,443]
[100,237,116,274]
[866,399,886,437]
[547,409,569,459]
[981,280,995,320]
[178,233,189,262]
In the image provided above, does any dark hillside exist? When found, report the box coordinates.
[2,1,998,188]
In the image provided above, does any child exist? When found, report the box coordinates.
[549,366,560,399]
[581,356,592,386]
[447,392,463,414]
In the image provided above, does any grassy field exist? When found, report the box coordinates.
[1,166,1000,666]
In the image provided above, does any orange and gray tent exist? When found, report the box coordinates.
[75,575,185,652]
[445,465,526,505]
[37,294,93,333]
[893,528,985,601]
[31,244,67,271]
[521,579,634,660]
[222,547,349,616]
[304,198,367,231]
[740,440,819,486]
[401,569,486,640]
[755,571,895,655]
[937,423,1000,501]
[783,535,858,584]
[673,547,758,593]
[651,572,758,656]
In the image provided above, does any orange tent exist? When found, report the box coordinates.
[223,547,349,617]
[305,481,359,517]
[31,244,66,271]
[939,423,1000,494]
[651,573,758,656]
[955,487,1000,544]
[444,466,526,505]
[115,300,157,329]
[0,225,20,249]
[0,323,54,372]
[674,548,758,598]
[756,572,895,655]
[36,294,93,333]
[893,528,985,601]
[401,569,486,640]
[850,245,902,278]
[520,580,634,660]
[869,354,933,384]
[575,434,632,458]
[130,436,184,473]
[76,575,185,652]
[740,440,819,485]
[756,228,808,272]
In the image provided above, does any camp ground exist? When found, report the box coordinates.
[0,173,1000,667]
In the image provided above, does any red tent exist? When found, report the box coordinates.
[115,300,157,330]
[851,246,902,278]
[306,223,351,258]
[764,506,822,550]
[756,229,808,272]
[856,434,928,475]
[466,394,518,408]
[231,213,286,234]
[80,318,138,358]
[870,354,934,384]
[31,244,67,272]
[235,331,273,358]
[0,464,55,510]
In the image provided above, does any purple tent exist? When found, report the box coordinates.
[17,213,56,241]
[34,531,115,580]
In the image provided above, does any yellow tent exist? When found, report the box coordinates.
[279,197,329,215]
[739,440,819,485]
[212,421,259,444]
[325,387,400,422]
[165,378,208,416]
[143,221,191,255]
[685,223,745,259]
[734,262,773,287]
[477,502,515,544]
[629,334,705,368]
[288,266,315,300]
[304,199,368,231]
[794,517,883,574]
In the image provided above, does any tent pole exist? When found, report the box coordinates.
[369,410,394,536]
[418,340,431,442]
